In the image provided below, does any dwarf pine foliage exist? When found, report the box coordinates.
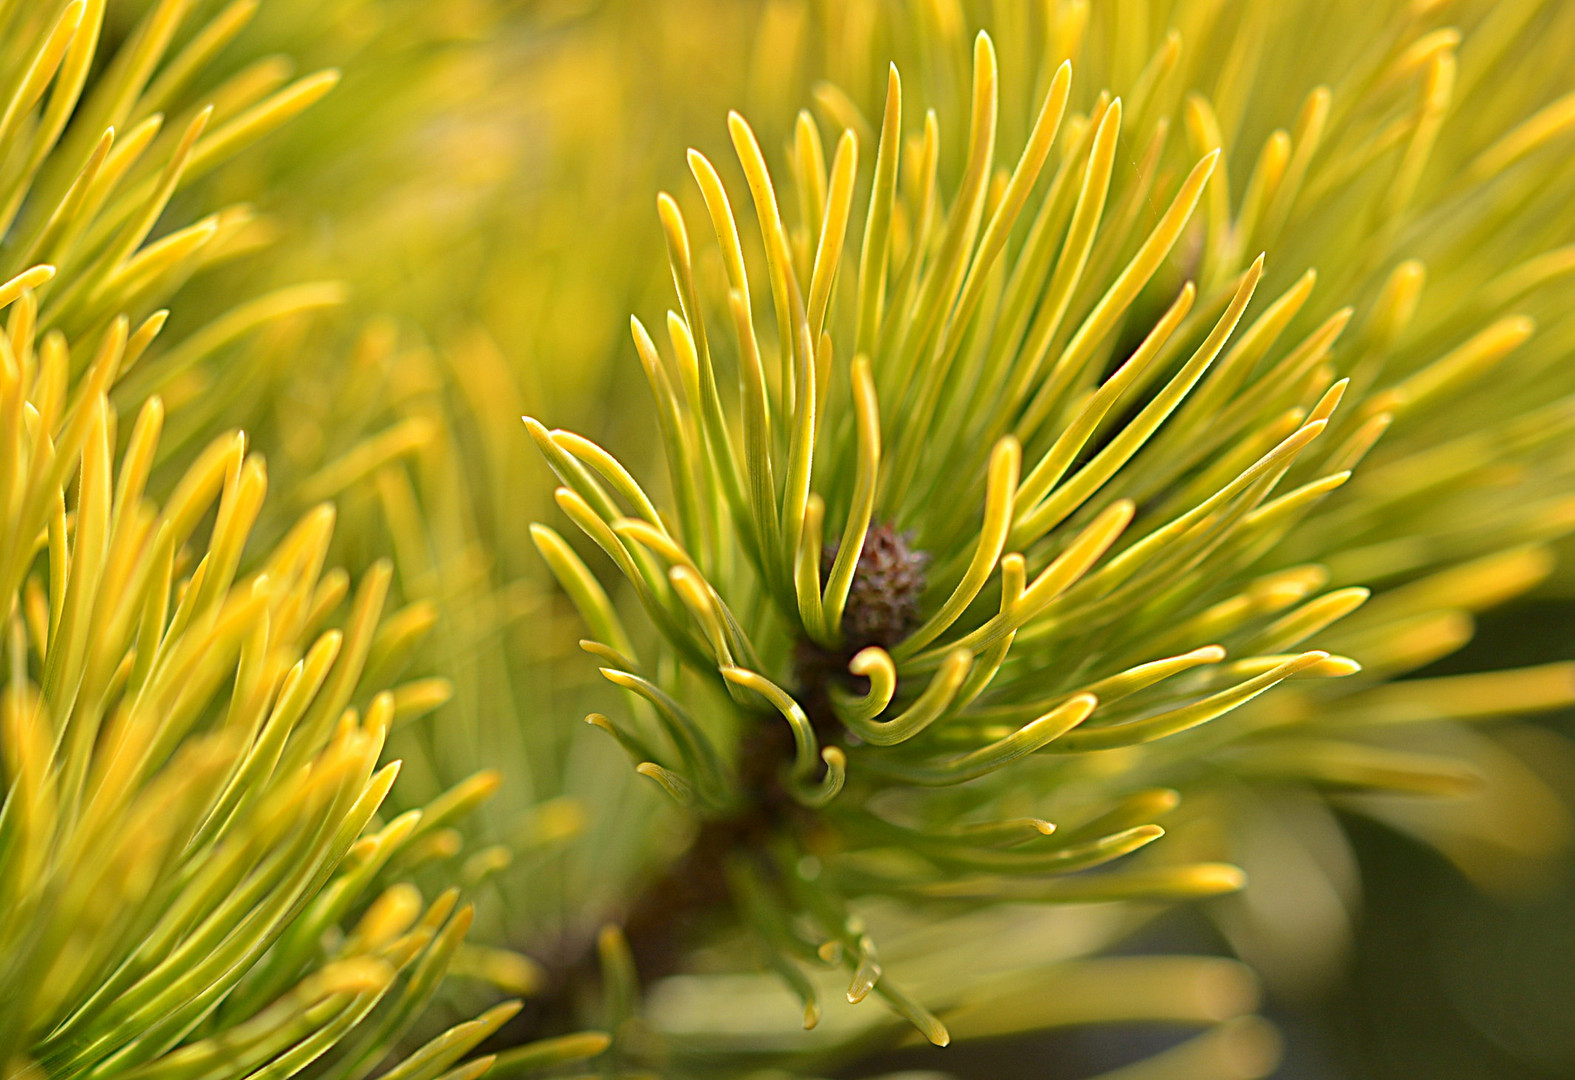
[5,0,1575,1079]
[0,2,610,1078]
[526,0,1575,1070]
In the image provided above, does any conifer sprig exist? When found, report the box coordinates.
[528,2,1575,1060]
[0,3,607,1077]
[529,32,1351,1049]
